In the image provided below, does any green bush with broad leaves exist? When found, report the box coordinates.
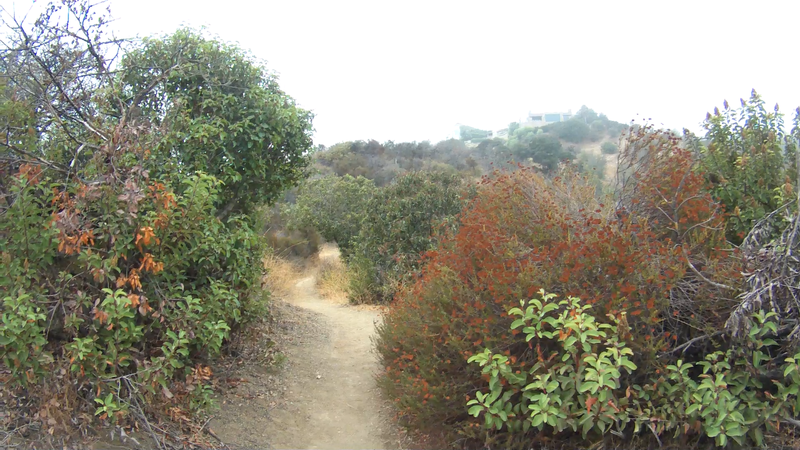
[1,293,51,386]
[121,28,314,219]
[0,169,267,425]
[0,2,312,433]
[467,292,800,448]
[467,292,637,438]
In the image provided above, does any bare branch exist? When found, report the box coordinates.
[0,140,68,173]
[682,247,736,291]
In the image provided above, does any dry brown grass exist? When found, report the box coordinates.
[262,251,302,300]
[315,244,350,304]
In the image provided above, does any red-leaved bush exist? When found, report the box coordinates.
[376,128,743,448]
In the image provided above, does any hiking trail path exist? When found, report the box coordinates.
[210,247,406,450]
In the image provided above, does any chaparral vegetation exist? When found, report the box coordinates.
[3,2,800,449]
[1,0,311,444]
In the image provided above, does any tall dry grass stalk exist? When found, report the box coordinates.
[262,252,301,299]
[315,245,350,304]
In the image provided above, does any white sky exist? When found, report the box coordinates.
[9,0,800,146]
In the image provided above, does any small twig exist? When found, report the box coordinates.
[198,416,213,434]
[204,426,223,445]
[683,247,736,291]
[648,422,663,448]
[0,423,29,448]
[129,390,165,450]
[783,417,800,430]
[664,331,726,356]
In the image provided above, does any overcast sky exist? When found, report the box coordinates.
[10,0,800,146]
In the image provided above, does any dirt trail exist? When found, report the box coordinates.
[211,248,403,450]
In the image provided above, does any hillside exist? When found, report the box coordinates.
[6,2,800,450]
[307,105,626,188]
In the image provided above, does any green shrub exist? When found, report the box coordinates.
[601,141,618,154]
[468,297,800,448]
[1,293,51,387]
[313,140,465,185]
[376,162,740,448]
[545,119,592,143]
[284,175,376,257]
[122,28,313,217]
[576,106,599,123]
[0,4,311,432]
[700,90,799,245]
[467,292,637,438]
[510,133,574,173]
[576,150,607,180]
[347,171,468,303]
[316,142,372,179]
[0,170,265,424]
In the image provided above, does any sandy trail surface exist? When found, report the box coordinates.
[211,248,403,450]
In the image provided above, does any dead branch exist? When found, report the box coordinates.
[682,247,736,292]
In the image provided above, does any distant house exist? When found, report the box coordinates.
[451,108,574,142]
[520,110,573,128]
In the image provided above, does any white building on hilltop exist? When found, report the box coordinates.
[449,108,575,141]
[520,110,573,128]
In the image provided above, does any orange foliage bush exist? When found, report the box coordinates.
[376,128,743,447]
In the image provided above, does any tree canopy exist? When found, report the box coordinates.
[121,28,314,217]
[509,130,575,172]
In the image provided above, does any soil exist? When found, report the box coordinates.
[209,248,408,450]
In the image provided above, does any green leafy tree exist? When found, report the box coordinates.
[121,28,314,218]
[348,171,469,303]
[507,126,538,151]
[545,119,592,143]
[285,175,376,257]
[575,105,599,123]
[0,0,308,431]
[460,124,492,141]
[433,139,471,171]
[511,133,574,172]
[316,142,371,178]
[600,141,618,154]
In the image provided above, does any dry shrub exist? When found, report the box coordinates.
[0,371,87,447]
[316,249,350,303]
[262,252,301,299]
[265,227,322,260]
